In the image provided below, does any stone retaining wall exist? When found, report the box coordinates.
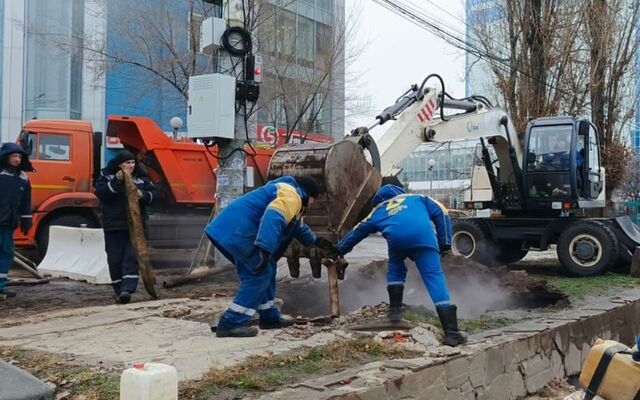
[265,288,640,400]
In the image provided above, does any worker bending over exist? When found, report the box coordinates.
[336,184,467,346]
[0,143,33,298]
[95,150,157,304]
[205,176,337,338]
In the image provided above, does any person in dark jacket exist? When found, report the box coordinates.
[204,176,337,338]
[0,143,33,298]
[95,150,156,304]
[336,184,467,346]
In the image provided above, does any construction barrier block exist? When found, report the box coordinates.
[37,226,111,285]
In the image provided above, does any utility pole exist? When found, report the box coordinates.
[198,0,260,264]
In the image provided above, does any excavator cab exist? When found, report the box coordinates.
[522,117,603,212]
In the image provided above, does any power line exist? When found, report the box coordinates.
[371,0,579,100]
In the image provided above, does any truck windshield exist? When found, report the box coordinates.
[526,125,573,172]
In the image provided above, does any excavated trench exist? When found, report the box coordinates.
[277,255,568,319]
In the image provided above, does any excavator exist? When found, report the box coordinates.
[268,74,640,277]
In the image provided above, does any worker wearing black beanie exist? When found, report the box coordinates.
[94,150,157,304]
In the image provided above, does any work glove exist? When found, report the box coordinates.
[315,237,339,259]
[439,244,452,255]
[20,218,32,235]
[254,248,271,275]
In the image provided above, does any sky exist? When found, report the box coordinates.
[346,1,467,135]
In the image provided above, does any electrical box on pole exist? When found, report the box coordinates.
[199,16,226,54]
[187,73,236,139]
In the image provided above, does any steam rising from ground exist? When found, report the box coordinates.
[278,256,544,319]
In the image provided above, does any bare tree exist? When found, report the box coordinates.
[469,0,639,198]
[251,0,368,143]
[618,157,640,201]
[27,0,368,142]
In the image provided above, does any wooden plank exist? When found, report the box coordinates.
[123,172,157,299]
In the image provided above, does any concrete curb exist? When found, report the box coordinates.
[263,288,640,399]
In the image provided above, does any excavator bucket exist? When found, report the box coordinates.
[267,138,382,279]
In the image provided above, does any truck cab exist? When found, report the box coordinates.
[15,120,101,251]
[522,117,604,213]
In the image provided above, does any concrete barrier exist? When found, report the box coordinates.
[37,226,111,284]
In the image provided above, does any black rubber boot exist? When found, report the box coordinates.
[436,305,468,346]
[216,325,259,338]
[118,291,131,304]
[387,285,404,322]
[259,317,296,330]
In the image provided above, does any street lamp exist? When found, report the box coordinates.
[170,116,184,141]
[427,158,436,197]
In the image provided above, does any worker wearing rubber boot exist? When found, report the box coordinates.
[336,184,467,346]
[0,143,33,299]
[205,176,337,338]
[95,150,156,304]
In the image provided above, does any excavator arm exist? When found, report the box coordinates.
[354,75,525,210]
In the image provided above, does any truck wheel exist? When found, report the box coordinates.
[497,240,528,264]
[452,220,500,267]
[557,221,619,276]
[36,214,99,257]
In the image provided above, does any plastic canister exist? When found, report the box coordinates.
[579,339,640,400]
[120,362,178,400]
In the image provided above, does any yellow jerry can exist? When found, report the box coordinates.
[579,339,640,400]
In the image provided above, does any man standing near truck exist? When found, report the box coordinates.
[335,184,467,347]
[95,150,157,304]
[0,143,33,298]
[205,176,338,338]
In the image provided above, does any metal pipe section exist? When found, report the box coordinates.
[441,98,478,112]
[375,85,423,125]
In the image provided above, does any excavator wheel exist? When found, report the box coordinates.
[557,220,619,276]
[496,240,528,265]
[452,220,501,267]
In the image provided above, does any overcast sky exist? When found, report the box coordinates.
[346,1,467,134]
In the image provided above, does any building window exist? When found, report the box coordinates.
[315,22,331,67]
[317,0,332,11]
[298,16,315,67]
[70,0,84,120]
[25,0,84,120]
[277,10,297,58]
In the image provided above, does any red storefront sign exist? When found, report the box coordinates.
[256,124,333,147]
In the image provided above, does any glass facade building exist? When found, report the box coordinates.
[0,0,105,142]
[255,0,344,138]
[23,0,84,121]
[0,0,343,143]
[399,141,479,209]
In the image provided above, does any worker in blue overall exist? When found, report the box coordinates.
[95,150,157,304]
[205,176,337,338]
[336,184,467,346]
[0,143,33,298]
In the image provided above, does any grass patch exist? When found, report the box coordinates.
[543,272,640,299]
[180,338,411,399]
[402,309,516,333]
[0,347,119,400]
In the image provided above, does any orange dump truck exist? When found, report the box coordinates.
[14,115,273,255]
